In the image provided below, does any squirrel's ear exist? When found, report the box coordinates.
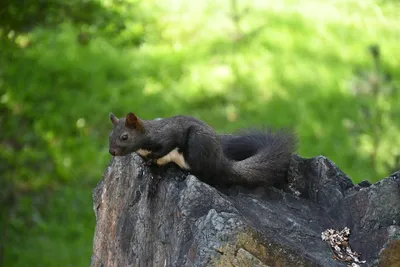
[125,112,143,131]
[110,113,119,125]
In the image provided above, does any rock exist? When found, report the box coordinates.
[90,153,400,267]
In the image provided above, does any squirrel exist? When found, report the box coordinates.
[108,112,297,187]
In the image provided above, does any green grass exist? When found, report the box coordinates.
[5,183,95,267]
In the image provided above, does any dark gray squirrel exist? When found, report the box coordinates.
[108,112,297,187]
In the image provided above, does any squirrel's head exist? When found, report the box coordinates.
[108,112,145,156]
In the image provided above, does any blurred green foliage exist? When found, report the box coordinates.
[0,0,399,266]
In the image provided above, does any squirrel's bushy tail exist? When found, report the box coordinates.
[220,128,297,187]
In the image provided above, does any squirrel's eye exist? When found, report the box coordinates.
[121,134,128,141]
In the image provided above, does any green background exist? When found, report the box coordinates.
[1,0,399,266]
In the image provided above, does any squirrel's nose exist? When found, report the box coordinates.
[109,149,116,156]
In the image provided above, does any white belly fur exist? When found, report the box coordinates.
[156,148,191,170]
[136,148,190,170]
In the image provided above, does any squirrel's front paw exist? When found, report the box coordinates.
[144,158,156,166]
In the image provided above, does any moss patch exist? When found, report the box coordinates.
[379,240,400,267]
[211,229,315,267]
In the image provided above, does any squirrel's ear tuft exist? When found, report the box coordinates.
[110,113,119,125]
[125,112,143,131]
